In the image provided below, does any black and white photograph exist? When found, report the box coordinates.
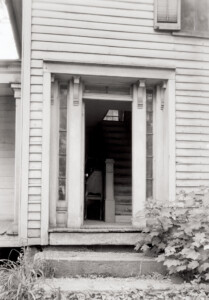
[0,0,209,298]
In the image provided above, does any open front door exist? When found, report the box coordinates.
[84,99,132,225]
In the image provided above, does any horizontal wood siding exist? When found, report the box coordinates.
[28,0,209,237]
[0,97,15,221]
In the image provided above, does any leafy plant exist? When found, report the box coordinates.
[0,247,56,300]
[135,188,209,282]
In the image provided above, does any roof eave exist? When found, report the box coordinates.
[5,0,22,58]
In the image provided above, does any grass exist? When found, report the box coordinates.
[0,247,57,300]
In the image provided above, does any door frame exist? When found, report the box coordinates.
[41,62,176,244]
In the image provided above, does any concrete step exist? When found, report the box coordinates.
[41,277,180,296]
[35,249,166,278]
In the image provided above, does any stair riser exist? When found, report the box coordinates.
[103,121,132,217]
[44,259,166,278]
[105,139,130,146]
[115,186,132,193]
[107,154,131,160]
[103,133,128,139]
[102,128,126,133]
[102,121,125,127]
[115,168,131,174]
[115,178,132,184]
[115,196,132,202]
[115,162,131,168]
[106,145,131,151]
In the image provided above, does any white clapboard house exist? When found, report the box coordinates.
[0,0,209,248]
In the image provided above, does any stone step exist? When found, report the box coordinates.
[35,249,166,278]
[49,228,140,246]
[41,277,179,295]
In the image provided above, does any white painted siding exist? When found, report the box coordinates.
[28,0,209,237]
[0,97,15,220]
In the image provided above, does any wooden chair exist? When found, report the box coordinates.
[85,170,103,220]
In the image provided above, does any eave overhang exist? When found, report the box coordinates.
[5,0,22,58]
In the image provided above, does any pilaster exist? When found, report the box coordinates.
[132,81,147,228]
[67,77,84,228]
[7,83,21,235]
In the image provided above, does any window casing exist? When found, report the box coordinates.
[155,0,209,37]
[154,0,181,30]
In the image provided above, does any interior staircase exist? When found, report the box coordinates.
[102,120,132,222]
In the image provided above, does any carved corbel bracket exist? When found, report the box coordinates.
[51,78,60,105]
[73,76,81,106]
[137,80,146,109]
[51,80,55,105]
[10,83,21,106]
[160,81,167,110]
[51,74,55,83]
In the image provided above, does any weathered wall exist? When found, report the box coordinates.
[27,0,209,238]
[0,96,15,220]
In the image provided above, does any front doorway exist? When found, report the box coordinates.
[48,72,157,230]
[84,100,132,224]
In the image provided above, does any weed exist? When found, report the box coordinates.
[0,247,55,300]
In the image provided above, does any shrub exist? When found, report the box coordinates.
[135,188,209,282]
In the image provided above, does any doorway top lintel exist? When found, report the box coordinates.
[83,93,132,102]
[43,62,175,81]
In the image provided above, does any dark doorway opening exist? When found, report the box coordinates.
[84,100,132,223]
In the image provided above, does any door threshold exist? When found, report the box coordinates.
[49,223,140,233]
[83,220,132,228]
[49,226,142,245]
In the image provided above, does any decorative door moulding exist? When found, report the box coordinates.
[137,80,146,109]
[41,62,176,243]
